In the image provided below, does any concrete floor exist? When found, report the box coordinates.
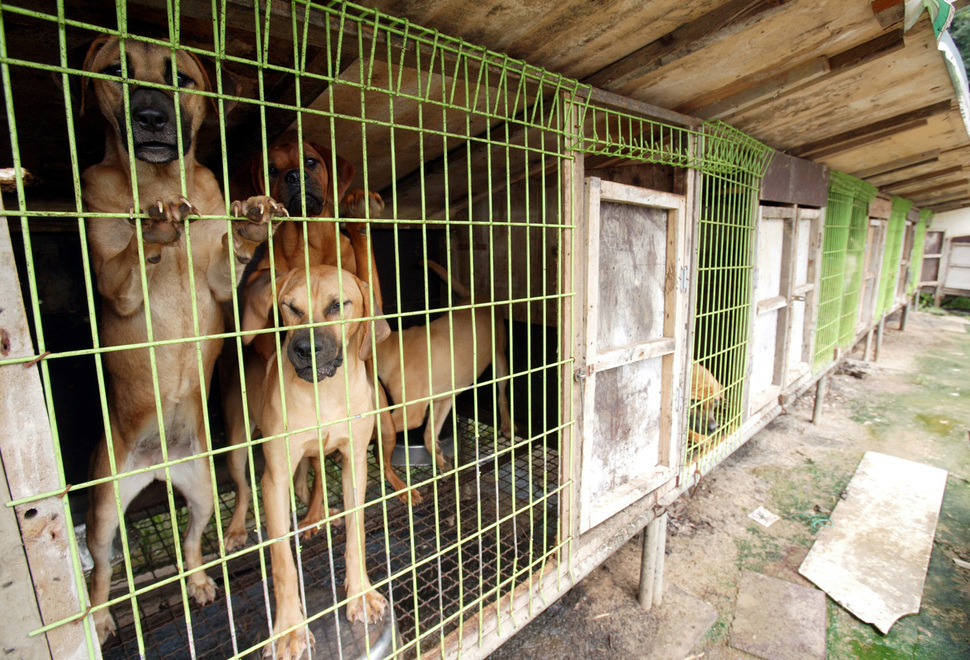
[488,309,970,659]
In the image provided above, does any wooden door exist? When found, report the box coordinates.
[578,178,689,533]
[859,219,887,331]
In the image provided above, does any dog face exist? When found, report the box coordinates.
[242,265,390,381]
[251,135,356,216]
[83,36,210,164]
[689,363,723,436]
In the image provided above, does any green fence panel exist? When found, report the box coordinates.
[876,196,914,317]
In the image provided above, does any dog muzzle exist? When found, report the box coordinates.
[287,328,343,382]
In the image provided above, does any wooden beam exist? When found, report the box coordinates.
[929,197,970,212]
[791,100,952,158]
[678,29,905,120]
[797,118,928,160]
[881,165,964,192]
[852,150,940,180]
[903,178,970,199]
[583,0,792,91]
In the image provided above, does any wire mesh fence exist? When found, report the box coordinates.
[0,2,925,659]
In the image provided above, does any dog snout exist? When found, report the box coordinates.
[284,169,304,186]
[287,327,342,382]
[127,88,189,163]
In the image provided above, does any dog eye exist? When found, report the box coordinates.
[305,157,317,169]
[175,71,195,88]
[268,165,278,177]
[101,64,124,78]
[325,299,352,316]
[282,301,303,317]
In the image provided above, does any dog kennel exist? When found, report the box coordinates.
[0,2,937,659]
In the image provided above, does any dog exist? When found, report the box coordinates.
[80,35,285,644]
[233,264,390,658]
[687,363,723,446]
[373,260,514,473]
[221,136,416,549]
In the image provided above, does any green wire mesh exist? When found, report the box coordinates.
[876,196,914,318]
[907,209,932,297]
[813,171,876,371]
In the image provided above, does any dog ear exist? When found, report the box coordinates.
[189,53,242,116]
[79,35,114,116]
[249,152,266,195]
[240,269,279,345]
[354,276,391,361]
[310,143,356,203]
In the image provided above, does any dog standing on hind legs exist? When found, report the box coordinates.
[80,35,286,643]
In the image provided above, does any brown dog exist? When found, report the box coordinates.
[374,260,514,473]
[80,36,285,643]
[688,363,724,447]
[233,264,390,658]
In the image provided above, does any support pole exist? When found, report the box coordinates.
[899,296,913,332]
[863,329,873,362]
[874,317,885,361]
[812,376,828,425]
[638,512,667,610]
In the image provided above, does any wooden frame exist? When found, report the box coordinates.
[577,178,690,533]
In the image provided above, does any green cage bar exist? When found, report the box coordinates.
[876,196,914,318]
[907,209,932,298]
[836,174,877,350]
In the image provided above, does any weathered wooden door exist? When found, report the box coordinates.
[859,219,887,331]
[749,207,821,414]
[578,178,689,533]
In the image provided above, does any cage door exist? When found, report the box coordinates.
[578,178,688,533]
[860,219,887,330]
[785,208,821,383]
[748,207,790,413]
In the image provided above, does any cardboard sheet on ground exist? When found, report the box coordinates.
[798,451,947,633]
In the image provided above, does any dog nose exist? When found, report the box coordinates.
[291,333,324,363]
[284,169,303,186]
[133,106,169,132]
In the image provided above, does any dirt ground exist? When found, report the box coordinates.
[488,309,970,660]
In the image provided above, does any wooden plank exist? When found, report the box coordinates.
[582,0,792,91]
[792,100,952,158]
[757,295,788,314]
[881,166,965,193]
[852,150,940,180]
[592,338,676,372]
[869,196,893,219]
[585,87,702,128]
[683,29,904,121]
[675,57,830,119]
[904,178,970,199]
[0,217,91,659]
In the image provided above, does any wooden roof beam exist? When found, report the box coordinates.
[582,0,793,91]
[903,178,970,199]
[881,165,964,192]
[675,28,905,120]
[790,100,952,159]
[928,197,970,212]
[852,149,940,180]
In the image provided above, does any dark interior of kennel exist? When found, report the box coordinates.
[0,2,568,655]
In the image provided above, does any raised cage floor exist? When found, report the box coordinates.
[95,416,559,659]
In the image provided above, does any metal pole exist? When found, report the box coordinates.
[812,376,828,425]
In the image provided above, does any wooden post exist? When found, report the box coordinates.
[874,317,885,361]
[899,300,910,331]
[0,217,93,658]
[863,328,874,362]
[812,376,828,425]
[638,512,667,610]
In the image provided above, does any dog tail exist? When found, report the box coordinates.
[424,260,470,299]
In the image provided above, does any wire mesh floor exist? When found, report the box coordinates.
[99,416,560,659]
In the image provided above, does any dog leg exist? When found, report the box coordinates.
[169,453,217,606]
[341,438,387,624]
[492,325,515,438]
[86,442,154,644]
[293,458,312,507]
[297,456,342,539]
[376,385,423,505]
[424,397,455,472]
[222,362,253,552]
[262,446,314,659]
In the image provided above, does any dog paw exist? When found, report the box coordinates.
[346,589,388,624]
[340,189,385,218]
[93,608,117,645]
[187,572,217,605]
[297,507,343,540]
[231,195,288,240]
[224,525,250,553]
[133,196,198,246]
[264,623,314,660]
[395,486,424,506]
